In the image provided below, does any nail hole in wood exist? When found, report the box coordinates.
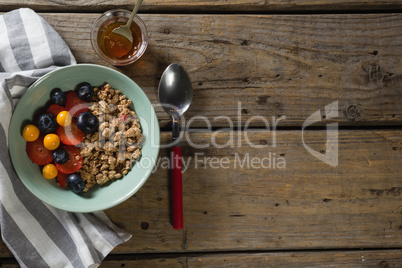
[241,40,249,46]
[140,222,149,230]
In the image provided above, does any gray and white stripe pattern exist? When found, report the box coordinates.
[0,8,131,268]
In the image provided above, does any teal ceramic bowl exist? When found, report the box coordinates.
[9,64,160,212]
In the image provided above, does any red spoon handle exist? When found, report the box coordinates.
[172,146,183,229]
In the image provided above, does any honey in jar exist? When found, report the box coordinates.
[98,21,142,60]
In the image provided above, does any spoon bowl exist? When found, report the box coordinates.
[159,64,193,121]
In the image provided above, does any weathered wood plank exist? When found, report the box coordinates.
[0,250,400,267]
[105,130,400,253]
[100,257,185,268]
[185,251,402,267]
[102,250,402,267]
[38,13,402,127]
[0,130,400,257]
[1,0,402,12]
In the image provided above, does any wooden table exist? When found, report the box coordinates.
[1,1,402,267]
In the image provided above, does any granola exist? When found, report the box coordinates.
[78,84,142,192]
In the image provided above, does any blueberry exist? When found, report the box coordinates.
[50,88,66,106]
[75,82,94,101]
[37,114,57,134]
[67,173,85,194]
[52,149,69,164]
[76,112,99,134]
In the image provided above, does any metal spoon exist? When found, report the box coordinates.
[111,0,144,43]
[158,63,193,230]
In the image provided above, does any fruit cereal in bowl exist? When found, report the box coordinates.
[79,84,143,192]
[9,64,159,212]
[22,81,143,194]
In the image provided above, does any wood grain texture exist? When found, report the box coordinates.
[37,13,402,127]
[0,7,400,267]
[1,0,402,12]
[185,251,402,268]
[103,250,402,267]
[103,130,400,253]
[0,250,399,267]
[0,130,400,257]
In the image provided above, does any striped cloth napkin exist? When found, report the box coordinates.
[0,8,131,268]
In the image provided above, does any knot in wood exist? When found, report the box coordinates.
[241,108,249,115]
[380,261,388,268]
[328,76,336,83]
[362,62,384,83]
[241,40,250,46]
[392,142,401,151]
[344,104,359,120]
[369,66,384,82]
[260,139,267,145]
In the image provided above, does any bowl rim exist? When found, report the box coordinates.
[8,63,160,212]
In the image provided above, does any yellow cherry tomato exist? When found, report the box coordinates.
[22,124,40,142]
[57,111,72,127]
[42,164,58,179]
[43,134,60,150]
